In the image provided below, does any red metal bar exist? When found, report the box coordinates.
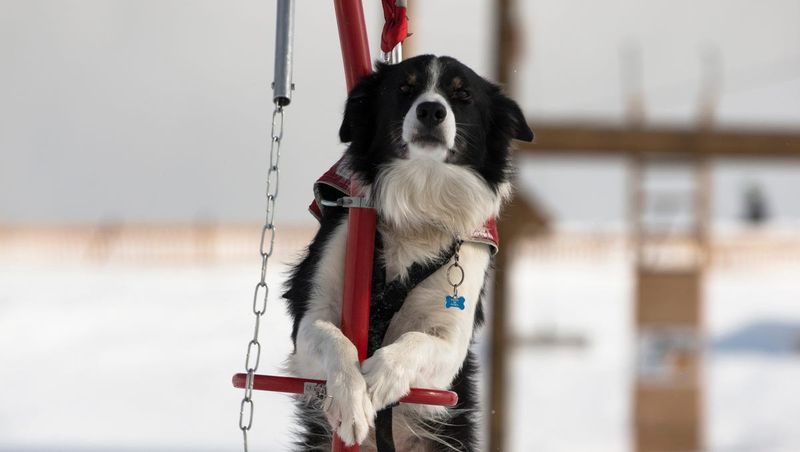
[333,2,375,450]
[333,0,376,362]
[333,0,373,91]
[340,206,377,361]
[232,374,459,407]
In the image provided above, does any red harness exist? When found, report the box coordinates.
[309,157,500,254]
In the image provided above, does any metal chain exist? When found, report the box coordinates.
[446,240,465,297]
[239,102,285,451]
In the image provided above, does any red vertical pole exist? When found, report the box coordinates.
[340,207,377,364]
[334,0,373,91]
[333,1,375,450]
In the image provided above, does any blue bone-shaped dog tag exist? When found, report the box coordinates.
[445,295,466,310]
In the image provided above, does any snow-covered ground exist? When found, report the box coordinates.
[0,261,296,451]
[1,240,799,451]
[507,256,800,452]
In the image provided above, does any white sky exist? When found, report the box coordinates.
[1,0,799,227]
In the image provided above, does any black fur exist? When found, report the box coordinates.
[283,207,346,346]
[429,351,482,452]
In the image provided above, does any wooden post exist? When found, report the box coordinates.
[490,224,512,452]
[634,268,703,451]
[489,0,523,450]
[516,124,800,158]
[492,194,549,452]
[494,0,521,90]
[631,152,707,452]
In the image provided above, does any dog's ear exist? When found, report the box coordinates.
[339,64,387,143]
[490,87,534,142]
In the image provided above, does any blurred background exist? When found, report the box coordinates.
[2,1,799,451]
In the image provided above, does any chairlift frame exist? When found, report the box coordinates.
[232,2,458,451]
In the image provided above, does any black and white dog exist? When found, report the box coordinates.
[283,55,533,451]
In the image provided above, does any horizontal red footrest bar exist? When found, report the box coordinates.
[232,373,458,407]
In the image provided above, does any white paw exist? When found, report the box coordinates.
[323,368,375,446]
[362,347,412,411]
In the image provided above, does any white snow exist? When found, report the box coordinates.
[0,262,296,451]
[1,236,799,451]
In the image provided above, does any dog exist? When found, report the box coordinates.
[283,54,533,451]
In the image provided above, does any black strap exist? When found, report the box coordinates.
[368,233,457,355]
[368,231,457,452]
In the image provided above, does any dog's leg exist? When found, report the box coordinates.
[288,218,376,446]
[362,242,491,411]
[296,314,376,446]
[362,331,457,411]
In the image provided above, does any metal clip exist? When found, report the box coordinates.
[319,197,373,209]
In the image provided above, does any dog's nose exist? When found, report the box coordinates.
[416,102,447,128]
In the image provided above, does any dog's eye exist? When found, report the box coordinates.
[452,88,471,101]
[399,83,414,94]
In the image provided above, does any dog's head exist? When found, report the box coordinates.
[339,55,533,191]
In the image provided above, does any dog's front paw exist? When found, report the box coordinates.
[323,368,375,446]
[362,346,413,411]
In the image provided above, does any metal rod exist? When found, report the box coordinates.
[381,42,403,64]
[334,0,373,91]
[231,374,458,406]
[340,207,377,362]
[333,2,374,451]
[273,0,295,105]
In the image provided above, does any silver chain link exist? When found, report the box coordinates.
[239,102,285,451]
